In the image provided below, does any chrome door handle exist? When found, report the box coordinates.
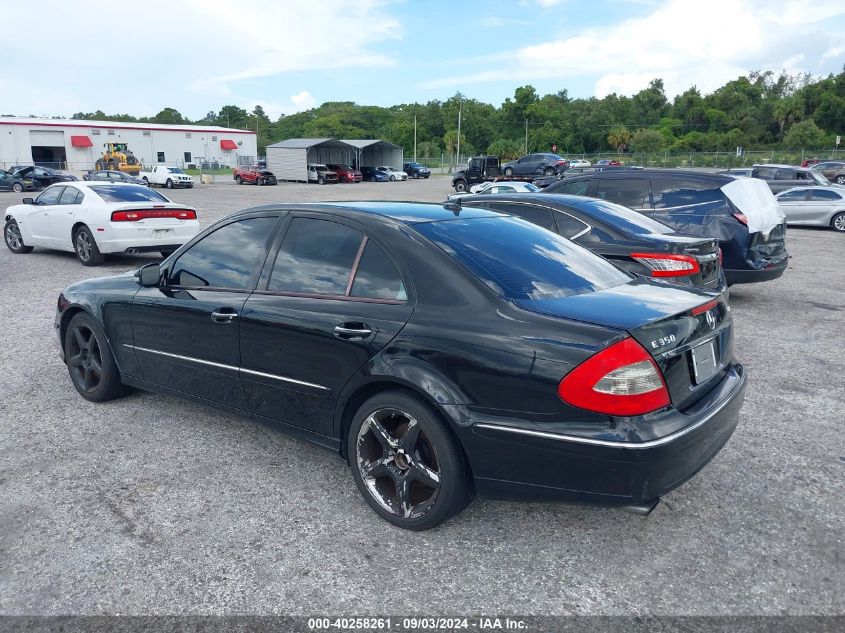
[211,310,238,323]
[334,325,372,337]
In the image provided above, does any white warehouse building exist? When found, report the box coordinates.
[0,117,257,173]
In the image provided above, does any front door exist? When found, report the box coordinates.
[776,189,811,223]
[239,215,414,436]
[27,186,65,245]
[130,214,281,408]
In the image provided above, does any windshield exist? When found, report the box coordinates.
[576,199,673,235]
[166,167,185,174]
[810,171,830,185]
[89,185,170,203]
[415,216,630,300]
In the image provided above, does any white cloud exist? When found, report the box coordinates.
[290,91,317,111]
[425,0,845,98]
[0,0,401,118]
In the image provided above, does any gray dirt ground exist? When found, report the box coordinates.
[0,178,842,615]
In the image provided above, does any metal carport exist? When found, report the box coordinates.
[266,138,357,182]
[342,140,404,170]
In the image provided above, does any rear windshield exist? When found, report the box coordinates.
[576,199,673,235]
[89,185,170,203]
[415,216,630,300]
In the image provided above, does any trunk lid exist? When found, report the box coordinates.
[516,279,732,410]
[640,233,722,290]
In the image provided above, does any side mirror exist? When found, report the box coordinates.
[22,197,34,205]
[136,263,162,287]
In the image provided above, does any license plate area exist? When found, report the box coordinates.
[691,339,719,384]
[153,228,173,237]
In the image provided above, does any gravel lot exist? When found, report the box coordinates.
[1,177,842,616]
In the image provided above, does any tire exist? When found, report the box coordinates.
[187,184,193,188]
[544,167,555,175]
[64,312,126,402]
[836,175,845,185]
[390,175,396,181]
[73,225,105,266]
[318,176,325,185]
[423,174,430,179]
[4,219,34,254]
[12,182,23,193]
[348,390,473,530]
[831,211,845,232]
[160,250,175,258]
[453,180,467,193]
[165,179,173,189]
[235,176,242,185]
[503,167,514,177]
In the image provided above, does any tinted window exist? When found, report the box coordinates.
[778,190,807,201]
[550,179,591,196]
[269,218,363,295]
[170,217,277,289]
[415,217,630,300]
[775,169,796,180]
[754,167,776,179]
[651,178,724,208]
[578,199,674,235]
[58,187,82,205]
[93,172,110,180]
[555,211,590,239]
[350,241,406,300]
[594,178,650,208]
[89,185,170,203]
[491,203,556,231]
[35,187,64,205]
[810,189,842,201]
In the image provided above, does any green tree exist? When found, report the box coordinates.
[607,126,632,152]
[487,138,523,159]
[783,120,828,148]
[152,108,185,125]
[630,128,665,153]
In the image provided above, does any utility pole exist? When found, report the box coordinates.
[456,99,462,168]
[414,114,417,163]
[524,119,528,155]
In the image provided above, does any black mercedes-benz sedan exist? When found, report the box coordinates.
[55,202,747,530]
[456,193,725,293]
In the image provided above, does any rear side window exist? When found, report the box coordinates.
[594,178,650,208]
[578,199,673,235]
[170,217,277,289]
[555,211,591,239]
[778,190,807,201]
[89,185,169,203]
[651,178,724,209]
[415,216,630,300]
[269,218,362,295]
[810,189,842,201]
[58,188,83,205]
[775,169,796,180]
[350,241,406,300]
[490,202,556,231]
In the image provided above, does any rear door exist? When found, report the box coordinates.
[48,186,84,247]
[807,188,844,223]
[239,214,413,435]
[130,214,281,408]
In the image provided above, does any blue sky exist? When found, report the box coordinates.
[1,0,844,121]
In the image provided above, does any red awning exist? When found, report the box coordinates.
[220,139,238,150]
[71,135,93,148]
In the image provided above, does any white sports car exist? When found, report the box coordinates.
[376,166,408,181]
[569,159,591,168]
[4,181,200,266]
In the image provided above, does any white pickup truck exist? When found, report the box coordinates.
[139,166,195,189]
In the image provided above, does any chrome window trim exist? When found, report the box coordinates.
[124,344,330,391]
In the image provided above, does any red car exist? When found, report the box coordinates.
[233,165,277,186]
[595,159,623,166]
[326,164,362,183]
[800,158,821,168]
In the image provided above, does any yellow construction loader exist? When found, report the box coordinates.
[95,143,142,175]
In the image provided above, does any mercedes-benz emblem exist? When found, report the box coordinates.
[705,310,717,330]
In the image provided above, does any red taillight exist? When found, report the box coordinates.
[732,212,748,226]
[111,209,197,222]
[630,252,700,277]
[691,299,719,316]
[558,337,670,416]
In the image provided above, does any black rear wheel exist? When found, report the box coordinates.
[4,219,33,254]
[65,313,126,402]
[348,390,473,530]
[503,167,514,177]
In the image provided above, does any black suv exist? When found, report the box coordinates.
[403,162,431,179]
[544,169,788,286]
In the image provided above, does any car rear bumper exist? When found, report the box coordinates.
[97,223,200,254]
[724,256,788,284]
[449,362,746,506]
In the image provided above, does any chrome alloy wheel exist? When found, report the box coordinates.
[75,231,93,262]
[5,222,23,250]
[67,323,104,393]
[356,408,441,520]
[833,213,845,232]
